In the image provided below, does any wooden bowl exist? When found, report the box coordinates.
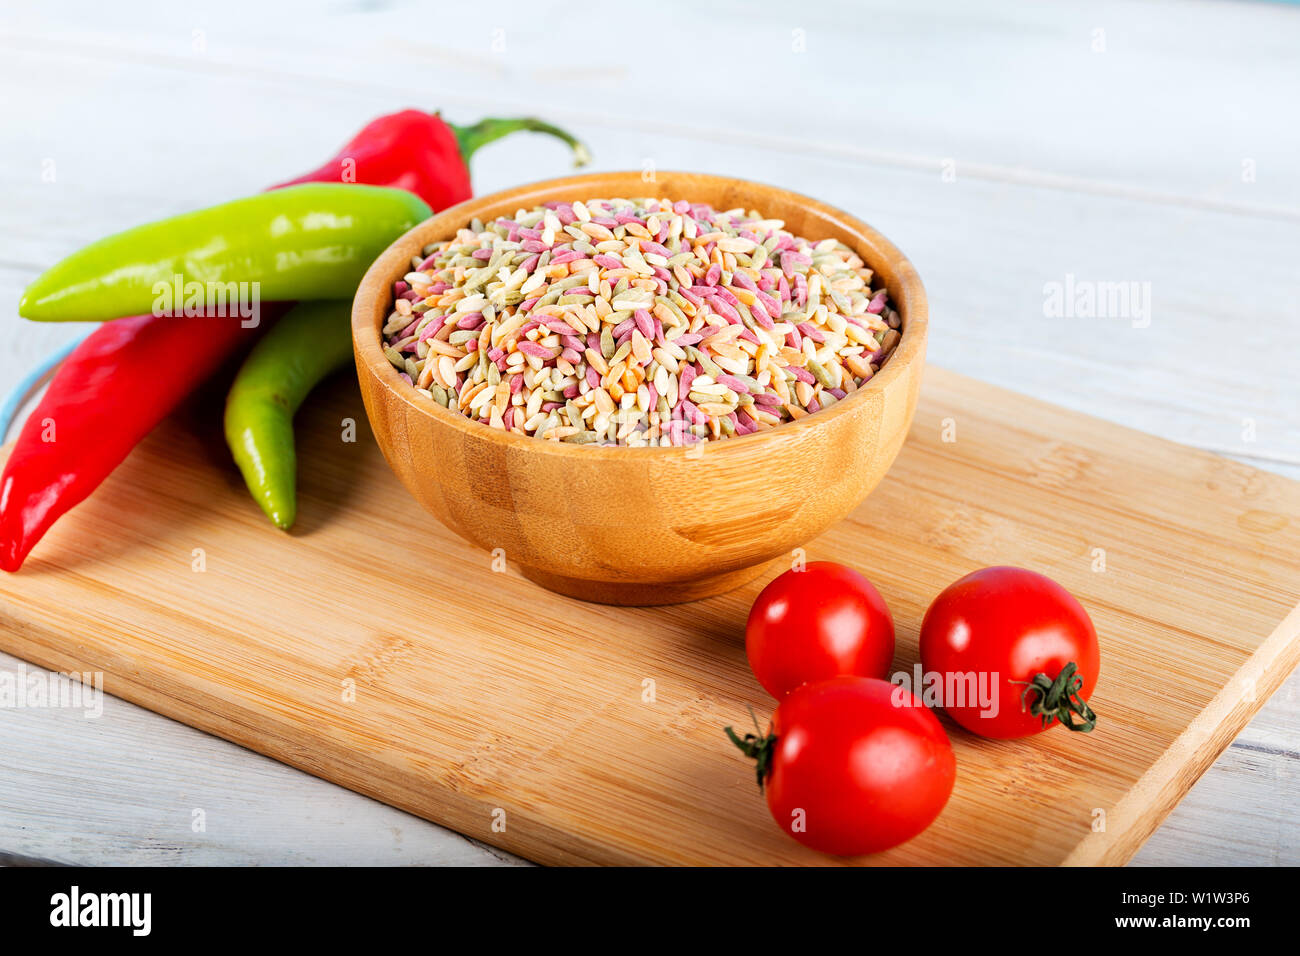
[352,172,928,605]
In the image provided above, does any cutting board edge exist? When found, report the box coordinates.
[1063,600,1300,866]
[0,601,626,867]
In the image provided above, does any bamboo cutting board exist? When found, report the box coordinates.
[1,365,1297,866]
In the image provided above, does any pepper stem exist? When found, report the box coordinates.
[1011,661,1097,732]
[450,116,591,167]
[725,706,777,792]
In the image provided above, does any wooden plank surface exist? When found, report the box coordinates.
[0,365,1295,866]
[2,0,1297,866]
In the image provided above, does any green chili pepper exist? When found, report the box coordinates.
[223,300,354,530]
[19,184,431,322]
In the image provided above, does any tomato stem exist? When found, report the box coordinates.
[725,706,778,792]
[1011,661,1097,732]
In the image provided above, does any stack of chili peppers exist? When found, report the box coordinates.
[0,111,588,571]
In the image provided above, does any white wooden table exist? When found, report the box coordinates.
[1,0,1296,866]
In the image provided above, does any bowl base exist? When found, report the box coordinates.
[518,560,776,606]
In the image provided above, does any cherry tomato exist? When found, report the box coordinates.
[919,566,1100,739]
[727,676,955,856]
[745,561,895,698]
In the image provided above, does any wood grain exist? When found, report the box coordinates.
[0,365,1295,866]
[353,172,927,604]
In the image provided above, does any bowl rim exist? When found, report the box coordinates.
[352,170,928,460]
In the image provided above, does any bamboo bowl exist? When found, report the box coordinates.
[352,172,928,605]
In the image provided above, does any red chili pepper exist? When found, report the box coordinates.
[0,109,588,571]
[275,111,589,211]
[0,310,288,571]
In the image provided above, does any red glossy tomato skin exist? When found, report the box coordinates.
[745,562,895,698]
[919,566,1100,739]
[765,676,956,856]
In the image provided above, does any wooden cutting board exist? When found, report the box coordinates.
[1,365,1297,866]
